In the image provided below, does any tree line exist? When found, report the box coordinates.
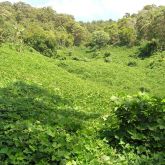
[0,2,165,56]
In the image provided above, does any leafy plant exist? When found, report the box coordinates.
[138,40,158,58]
[104,51,111,58]
[103,93,165,155]
[72,56,81,61]
[25,34,57,57]
[89,31,109,49]
[127,61,137,67]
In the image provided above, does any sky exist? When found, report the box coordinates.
[0,0,165,21]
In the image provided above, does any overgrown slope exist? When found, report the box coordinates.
[56,46,165,97]
[0,44,165,164]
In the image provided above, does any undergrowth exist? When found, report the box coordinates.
[0,44,165,164]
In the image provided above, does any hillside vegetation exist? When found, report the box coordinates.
[0,44,165,164]
[0,1,165,165]
[1,2,165,54]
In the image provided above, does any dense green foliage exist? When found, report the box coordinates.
[0,2,165,55]
[84,5,165,50]
[88,31,109,49]
[138,40,158,58]
[101,93,165,164]
[103,93,165,153]
[0,1,165,164]
[0,44,165,164]
[0,2,88,55]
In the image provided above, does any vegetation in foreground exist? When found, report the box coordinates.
[0,1,165,165]
[0,44,165,164]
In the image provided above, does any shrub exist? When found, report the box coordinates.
[72,56,81,61]
[89,31,109,49]
[25,34,57,57]
[104,52,111,58]
[102,93,165,156]
[139,87,150,93]
[127,61,137,67]
[43,49,54,57]
[138,39,158,58]
[92,51,101,58]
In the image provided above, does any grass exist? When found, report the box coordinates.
[0,44,165,164]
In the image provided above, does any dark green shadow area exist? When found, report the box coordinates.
[0,81,99,132]
[0,81,101,164]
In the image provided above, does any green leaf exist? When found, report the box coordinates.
[0,148,8,154]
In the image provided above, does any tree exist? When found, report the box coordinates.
[104,22,120,45]
[118,17,137,46]
[136,5,165,50]
[12,24,25,52]
[136,5,157,40]
[90,30,109,49]
[24,23,57,56]
[71,23,88,46]
[0,7,14,44]
[150,6,165,50]
[55,30,74,47]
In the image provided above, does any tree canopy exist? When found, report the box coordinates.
[0,2,165,53]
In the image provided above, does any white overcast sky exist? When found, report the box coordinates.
[0,0,165,21]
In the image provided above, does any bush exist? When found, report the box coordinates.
[104,52,111,58]
[43,49,54,57]
[139,87,150,93]
[72,56,81,61]
[25,34,57,57]
[92,51,101,58]
[103,93,165,156]
[138,39,158,58]
[127,61,137,67]
[89,31,109,49]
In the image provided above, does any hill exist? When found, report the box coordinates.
[0,44,165,164]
